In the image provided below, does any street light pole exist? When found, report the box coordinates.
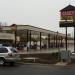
[65,27,67,51]
[57,31,60,61]
[14,29,17,48]
[74,27,75,52]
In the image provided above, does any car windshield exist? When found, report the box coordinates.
[10,47,18,53]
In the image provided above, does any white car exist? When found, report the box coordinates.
[0,46,21,65]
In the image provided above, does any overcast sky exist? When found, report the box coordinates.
[0,0,75,34]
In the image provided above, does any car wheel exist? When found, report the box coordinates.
[0,58,6,65]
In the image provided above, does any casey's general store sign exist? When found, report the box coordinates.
[61,11,75,16]
[60,5,75,20]
[60,5,75,27]
[61,11,75,20]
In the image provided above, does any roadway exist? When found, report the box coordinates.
[0,63,75,75]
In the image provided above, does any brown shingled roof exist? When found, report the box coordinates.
[60,5,75,11]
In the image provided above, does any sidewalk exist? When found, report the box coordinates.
[54,62,67,66]
[54,61,75,67]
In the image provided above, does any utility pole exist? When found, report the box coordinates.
[11,24,17,48]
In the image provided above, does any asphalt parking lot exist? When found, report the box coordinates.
[0,63,75,75]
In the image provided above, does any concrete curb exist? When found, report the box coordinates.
[20,62,75,67]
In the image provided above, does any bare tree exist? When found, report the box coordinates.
[0,22,8,32]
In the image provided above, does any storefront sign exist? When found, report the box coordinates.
[60,5,75,27]
[61,16,75,20]
[61,11,75,20]
[61,11,75,16]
